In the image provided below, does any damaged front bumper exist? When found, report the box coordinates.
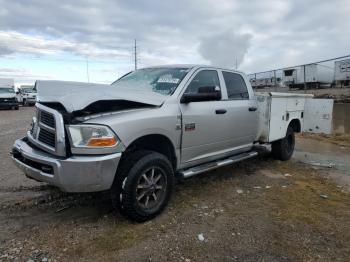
[11,138,121,192]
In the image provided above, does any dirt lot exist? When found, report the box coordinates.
[0,107,350,261]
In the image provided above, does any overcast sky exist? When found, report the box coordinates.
[0,0,349,84]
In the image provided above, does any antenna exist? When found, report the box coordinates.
[134,39,137,70]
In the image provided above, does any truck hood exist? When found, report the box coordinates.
[35,80,166,113]
[0,93,16,99]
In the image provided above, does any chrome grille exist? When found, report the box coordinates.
[38,128,56,148]
[27,103,66,157]
[39,110,56,128]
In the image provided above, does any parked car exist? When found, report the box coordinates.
[11,65,333,221]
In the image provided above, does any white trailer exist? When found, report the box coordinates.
[334,59,350,87]
[282,64,333,89]
[250,77,282,89]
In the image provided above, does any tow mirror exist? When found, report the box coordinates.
[181,86,221,103]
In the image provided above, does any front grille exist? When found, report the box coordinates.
[28,104,66,156]
[38,128,56,148]
[40,110,55,128]
[0,97,16,102]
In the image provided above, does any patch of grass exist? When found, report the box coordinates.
[299,133,350,147]
[264,161,350,258]
[67,220,151,259]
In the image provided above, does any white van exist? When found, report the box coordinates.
[0,79,19,110]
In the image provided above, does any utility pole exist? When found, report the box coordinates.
[86,58,90,83]
[134,39,137,70]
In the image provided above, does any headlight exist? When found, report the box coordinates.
[67,125,118,148]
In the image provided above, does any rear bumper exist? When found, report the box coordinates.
[12,138,121,192]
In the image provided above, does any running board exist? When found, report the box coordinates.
[179,151,258,178]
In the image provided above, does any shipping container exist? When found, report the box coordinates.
[282,64,333,89]
[334,59,350,87]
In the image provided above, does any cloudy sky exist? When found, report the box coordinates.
[0,0,349,85]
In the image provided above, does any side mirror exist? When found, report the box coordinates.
[15,91,19,95]
[181,86,221,103]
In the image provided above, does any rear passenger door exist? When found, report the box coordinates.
[219,70,258,149]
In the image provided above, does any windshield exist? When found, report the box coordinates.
[22,88,35,93]
[0,88,15,94]
[111,67,191,95]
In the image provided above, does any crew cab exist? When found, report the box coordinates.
[11,65,333,221]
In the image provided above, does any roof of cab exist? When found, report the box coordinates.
[139,64,245,75]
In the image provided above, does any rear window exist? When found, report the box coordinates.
[222,72,249,100]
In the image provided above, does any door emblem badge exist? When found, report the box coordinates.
[185,123,196,131]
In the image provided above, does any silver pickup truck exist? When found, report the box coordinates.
[11,65,333,221]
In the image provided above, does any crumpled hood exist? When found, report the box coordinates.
[35,80,166,113]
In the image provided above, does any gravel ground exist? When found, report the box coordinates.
[0,107,349,261]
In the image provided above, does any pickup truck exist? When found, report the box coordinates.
[11,65,333,222]
[18,85,37,106]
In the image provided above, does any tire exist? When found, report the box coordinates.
[111,150,174,222]
[15,106,19,110]
[271,126,295,161]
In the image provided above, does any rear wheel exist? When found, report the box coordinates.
[271,126,295,161]
[111,150,174,222]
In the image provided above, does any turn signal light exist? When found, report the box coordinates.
[87,137,117,147]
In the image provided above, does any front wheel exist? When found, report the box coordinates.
[271,126,295,161]
[111,151,174,222]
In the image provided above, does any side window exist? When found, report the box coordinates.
[185,70,220,94]
[222,72,249,99]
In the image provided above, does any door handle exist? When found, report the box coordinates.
[215,109,227,114]
[248,107,257,112]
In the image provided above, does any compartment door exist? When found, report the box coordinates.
[303,99,333,134]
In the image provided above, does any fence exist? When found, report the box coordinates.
[248,55,350,90]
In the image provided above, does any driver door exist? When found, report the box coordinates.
[179,69,235,168]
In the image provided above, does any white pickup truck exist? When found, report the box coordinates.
[12,65,333,221]
[18,85,37,106]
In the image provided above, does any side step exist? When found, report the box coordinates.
[178,151,258,178]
